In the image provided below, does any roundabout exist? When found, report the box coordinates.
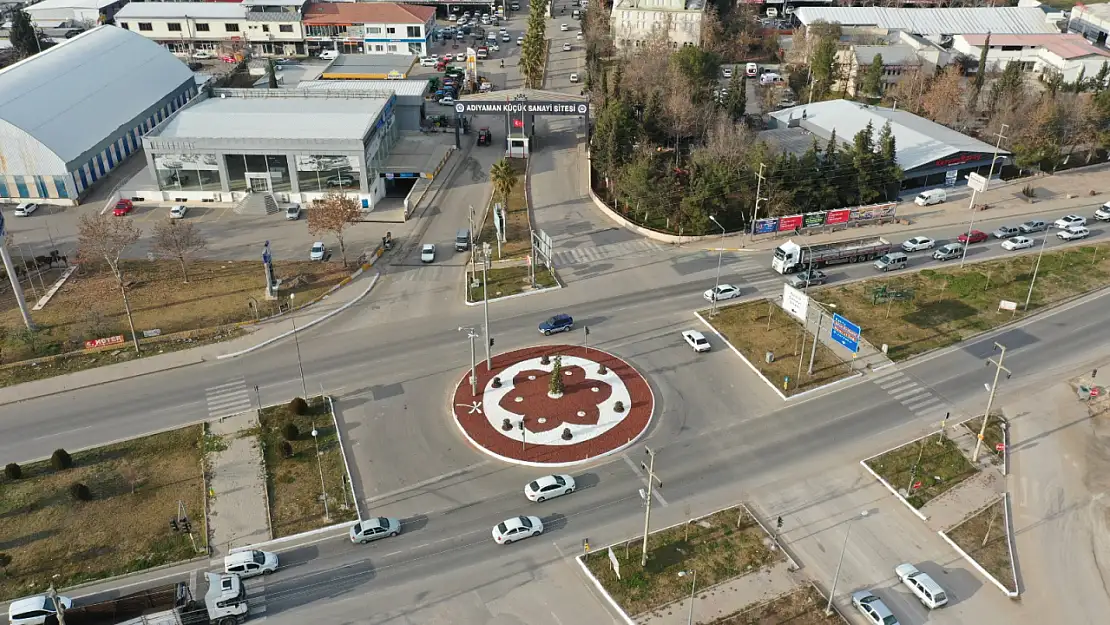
[451,345,654,467]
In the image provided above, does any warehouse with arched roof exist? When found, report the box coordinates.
[0,25,196,204]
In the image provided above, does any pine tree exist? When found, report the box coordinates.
[549,355,564,396]
[8,9,49,59]
[973,32,991,96]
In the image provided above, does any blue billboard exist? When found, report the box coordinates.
[753,218,779,234]
[830,313,861,353]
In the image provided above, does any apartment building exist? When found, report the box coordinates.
[953,33,1110,83]
[610,0,705,50]
[302,2,436,57]
[114,0,307,58]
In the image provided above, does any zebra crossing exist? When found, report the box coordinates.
[205,379,253,418]
[395,265,452,282]
[872,370,946,417]
[722,255,786,297]
[551,239,667,267]
[245,579,269,620]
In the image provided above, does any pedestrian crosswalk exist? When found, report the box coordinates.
[551,239,667,267]
[395,265,453,282]
[718,255,785,297]
[245,579,268,620]
[205,379,253,418]
[872,370,946,417]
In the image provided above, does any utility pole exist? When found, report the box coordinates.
[459,327,479,396]
[750,163,767,243]
[973,342,1011,462]
[48,583,67,625]
[1023,233,1049,310]
[826,511,869,615]
[808,310,824,375]
[482,243,492,370]
[469,204,476,283]
[961,124,1008,267]
[709,215,726,316]
[290,293,308,399]
[639,447,663,567]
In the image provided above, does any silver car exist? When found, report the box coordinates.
[851,591,899,625]
[349,516,402,543]
[932,243,963,261]
[1019,219,1046,233]
[992,225,1019,239]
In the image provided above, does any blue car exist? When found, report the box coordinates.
[539,314,573,335]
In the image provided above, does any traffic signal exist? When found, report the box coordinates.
[170,518,180,532]
[489,337,495,347]
[181,518,192,533]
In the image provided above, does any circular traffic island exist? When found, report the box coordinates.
[451,345,654,467]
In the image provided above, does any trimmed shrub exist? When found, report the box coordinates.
[4,462,21,480]
[282,422,299,441]
[70,482,91,501]
[51,449,73,470]
[289,397,309,416]
[613,400,625,413]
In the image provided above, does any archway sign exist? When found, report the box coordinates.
[453,89,590,156]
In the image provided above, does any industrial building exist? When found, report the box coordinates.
[0,25,196,203]
[137,88,401,209]
[297,79,429,130]
[794,6,1063,37]
[763,100,1011,192]
[1069,2,1110,47]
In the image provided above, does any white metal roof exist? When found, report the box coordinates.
[115,2,246,20]
[298,79,428,97]
[0,25,193,165]
[150,95,387,142]
[795,7,1060,35]
[770,100,1009,171]
[24,0,119,12]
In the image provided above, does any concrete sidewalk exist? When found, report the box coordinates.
[207,410,271,555]
[699,164,1110,252]
[637,560,799,625]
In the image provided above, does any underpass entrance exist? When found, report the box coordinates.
[454,89,590,157]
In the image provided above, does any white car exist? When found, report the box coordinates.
[310,241,326,261]
[440,95,455,105]
[448,13,458,21]
[285,203,301,220]
[420,243,436,263]
[722,67,733,78]
[703,284,741,302]
[682,330,711,353]
[563,42,571,51]
[492,515,544,544]
[499,27,509,34]
[1001,236,1034,251]
[576,32,583,40]
[569,73,579,83]
[900,236,934,252]
[192,50,213,59]
[560,23,569,31]
[1054,214,1087,229]
[8,595,73,625]
[517,36,524,45]
[524,474,576,502]
[419,56,438,67]
[13,202,38,216]
[455,52,466,62]
[851,591,900,625]
[502,32,511,41]
[349,516,402,543]
[1057,225,1090,241]
[169,204,187,219]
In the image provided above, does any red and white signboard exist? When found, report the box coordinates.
[1091,387,1101,397]
[912,481,922,490]
[84,335,125,350]
[825,208,851,225]
[778,214,803,232]
[995,443,1005,452]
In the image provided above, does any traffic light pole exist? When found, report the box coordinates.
[640,447,663,567]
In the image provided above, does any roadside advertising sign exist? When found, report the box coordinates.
[782,284,809,323]
[850,203,897,221]
[85,335,125,350]
[753,217,779,234]
[829,314,861,353]
[995,443,1005,452]
[803,212,826,228]
[825,208,851,225]
[778,214,803,231]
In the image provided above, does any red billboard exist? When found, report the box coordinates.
[778,214,803,231]
[825,208,851,225]
[85,335,125,350]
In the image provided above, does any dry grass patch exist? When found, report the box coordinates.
[962,414,1006,466]
[467,265,558,301]
[584,507,783,618]
[708,586,842,625]
[945,498,1016,593]
[258,397,357,538]
[817,242,1110,361]
[476,159,531,260]
[0,425,206,601]
[865,435,977,508]
[705,300,852,396]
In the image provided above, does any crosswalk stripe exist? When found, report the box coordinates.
[882,381,918,394]
[892,387,927,400]
[207,379,248,392]
[905,396,941,411]
[876,375,907,388]
[205,380,253,418]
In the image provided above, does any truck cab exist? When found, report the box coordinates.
[772,241,803,274]
[203,572,249,625]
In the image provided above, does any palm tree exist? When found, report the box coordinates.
[489,158,517,207]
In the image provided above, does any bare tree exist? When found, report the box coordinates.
[307,192,362,267]
[151,219,207,283]
[922,65,969,128]
[117,459,141,494]
[77,213,142,353]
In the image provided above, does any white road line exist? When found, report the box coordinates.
[206,379,247,392]
[876,377,909,390]
[905,396,941,410]
[890,386,925,400]
[622,453,668,506]
[882,381,918,394]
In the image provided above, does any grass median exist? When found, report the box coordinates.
[944,498,1017,593]
[864,435,977,508]
[0,425,206,601]
[258,396,357,538]
[708,586,841,625]
[817,241,1110,361]
[476,158,531,260]
[703,300,852,396]
[583,506,782,618]
[962,414,1006,465]
[467,265,558,302]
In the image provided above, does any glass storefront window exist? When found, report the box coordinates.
[154,153,221,191]
[225,154,293,192]
[295,155,361,192]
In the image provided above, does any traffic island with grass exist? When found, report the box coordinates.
[706,585,842,625]
[476,158,532,260]
[582,506,784,618]
[258,396,357,538]
[701,300,853,397]
[961,414,1006,466]
[943,497,1018,594]
[0,260,350,387]
[864,434,978,509]
[0,425,207,601]
[817,242,1110,361]
[466,264,559,302]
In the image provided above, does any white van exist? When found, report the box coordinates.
[1095,201,1110,221]
[914,188,946,206]
[895,563,949,609]
[319,49,339,60]
[759,72,783,85]
[224,549,279,579]
[874,251,909,272]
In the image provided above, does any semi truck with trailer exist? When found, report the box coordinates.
[771,236,892,274]
[61,573,249,625]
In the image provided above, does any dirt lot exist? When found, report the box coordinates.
[817,242,1110,361]
[945,497,1016,592]
[258,397,357,538]
[475,158,531,260]
[707,586,841,625]
[466,264,559,301]
[705,300,852,396]
[0,425,205,601]
[584,506,783,618]
[865,435,978,509]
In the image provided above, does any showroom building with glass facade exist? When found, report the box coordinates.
[137,88,398,208]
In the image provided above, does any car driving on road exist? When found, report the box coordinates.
[539,314,574,335]
[787,269,827,288]
[349,516,401,543]
[900,236,934,252]
[1019,219,1047,233]
[1054,214,1087,229]
[991,225,1019,239]
[13,202,37,217]
[682,330,711,353]
[957,229,988,244]
[1057,225,1090,241]
[932,242,964,261]
[492,515,544,544]
[420,243,436,263]
[851,590,899,625]
[525,474,576,502]
[703,284,741,302]
[310,242,326,261]
[1001,236,1035,251]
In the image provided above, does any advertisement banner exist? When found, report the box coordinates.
[829,314,861,353]
[782,284,809,323]
[153,153,219,171]
[778,214,803,232]
[825,208,851,225]
[803,212,826,228]
[849,202,897,222]
[85,335,125,350]
[753,217,779,234]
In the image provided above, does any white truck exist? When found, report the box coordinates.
[772,236,892,274]
[62,573,249,625]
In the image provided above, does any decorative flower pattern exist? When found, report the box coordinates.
[498,364,613,433]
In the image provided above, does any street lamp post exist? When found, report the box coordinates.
[290,293,308,399]
[1023,233,1049,311]
[709,216,726,316]
[678,569,697,625]
[459,327,479,396]
[973,342,1011,462]
[310,424,330,521]
[639,447,663,567]
[961,126,1008,267]
[826,510,870,616]
[482,243,492,370]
